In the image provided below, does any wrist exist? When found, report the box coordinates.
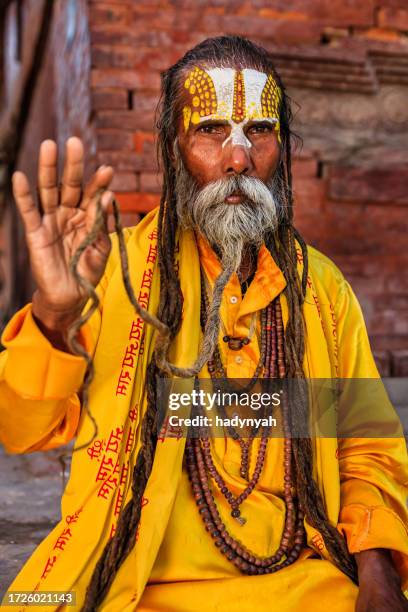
[31,291,85,332]
[31,292,85,353]
[356,549,401,586]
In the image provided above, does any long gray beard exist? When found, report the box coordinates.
[168,148,285,379]
[175,153,284,273]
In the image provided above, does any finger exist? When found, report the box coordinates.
[85,190,113,234]
[12,172,42,234]
[61,137,84,208]
[38,140,58,214]
[80,165,114,211]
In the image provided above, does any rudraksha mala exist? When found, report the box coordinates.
[184,275,306,575]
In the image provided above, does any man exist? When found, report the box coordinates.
[1,36,408,611]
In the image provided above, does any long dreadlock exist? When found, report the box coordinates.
[82,35,356,611]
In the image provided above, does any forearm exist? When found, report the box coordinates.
[0,304,90,453]
[356,549,402,586]
[355,549,408,611]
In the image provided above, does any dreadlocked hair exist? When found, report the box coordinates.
[82,35,356,610]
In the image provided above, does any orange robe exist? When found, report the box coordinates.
[1,210,407,611]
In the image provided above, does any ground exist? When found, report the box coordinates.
[0,447,71,598]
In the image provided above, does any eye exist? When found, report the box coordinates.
[247,123,274,135]
[196,124,225,135]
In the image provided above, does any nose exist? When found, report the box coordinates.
[223,143,253,176]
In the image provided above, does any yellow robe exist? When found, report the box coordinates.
[1,208,407,611]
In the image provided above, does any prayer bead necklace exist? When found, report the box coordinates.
[185,275,306,574]
[200,269,266,486]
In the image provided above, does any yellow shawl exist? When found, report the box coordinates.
[2,208,408,611]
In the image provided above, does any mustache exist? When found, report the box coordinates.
[193,175,275,208]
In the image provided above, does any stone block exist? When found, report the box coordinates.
[377,8,408,31]
[91,88,128,110]
[91,69,160,91]
[114,192,160,213]
[139,172,163,193]
[392,350,408,376]
[110,171,138,192]
[328,165,408,204]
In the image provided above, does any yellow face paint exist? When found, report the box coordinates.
[182,66,282,145]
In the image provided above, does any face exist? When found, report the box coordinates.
[177,66,282,204]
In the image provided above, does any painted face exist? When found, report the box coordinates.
[182,67,281,147]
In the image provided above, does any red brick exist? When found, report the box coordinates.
[293,178,327,240]
[139,172,163,193]
[387,274,408,295]
[114,192,160,213]
[371,335,408,352]
[343,276,386,296]
[201,14,323,45]
[90,26,136,46]
[251,0,375,27]
[110,171,138,192]
[91,88,128,110]
[107,211,141,232]
[91,45,137,69]
[292,159,318,180]
[131,7,177,30]
[328,165,408,204]
[392,350,408,376]
[97,151,159,172]
[377,8,408,31]
[373,350,392,376]
[356,27,404,42]
[95,110,156,131]
[369,310,408,336]
[377,0,408,9]
[132,131,156,154]
[384,294,408,310]
[91,69,160,91]
[89,4,131,25]
[89,0,135,4]
[176,0,220,7]
[96,130,134,151]
[92,45,188,72]
[91,26,173,49]
[130,47,178,71]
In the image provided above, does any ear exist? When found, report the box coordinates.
[169,137,182,169]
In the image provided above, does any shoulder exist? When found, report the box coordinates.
[304,245,349,306]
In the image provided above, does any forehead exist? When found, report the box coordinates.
[182,66,281,131]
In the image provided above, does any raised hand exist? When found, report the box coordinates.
[12,137,114,340]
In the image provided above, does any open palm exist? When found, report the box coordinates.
[12,137,113,327]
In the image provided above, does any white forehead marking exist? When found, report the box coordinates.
[242,69,268,118]
[206,67,235,119]
[222,121,252,149]
[196,68,279,149]
[200,67,275,121]
[221,117,279,149]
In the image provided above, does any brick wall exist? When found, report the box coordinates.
[3,0,408,374]
[88,0,408,375]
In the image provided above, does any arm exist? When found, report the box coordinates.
[334,280,408,608]
[0,137,113,453]
[0,289,103,453]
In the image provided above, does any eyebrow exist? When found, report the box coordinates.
[196,118,230,127]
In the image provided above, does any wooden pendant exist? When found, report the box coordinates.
[223,335,250,351]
